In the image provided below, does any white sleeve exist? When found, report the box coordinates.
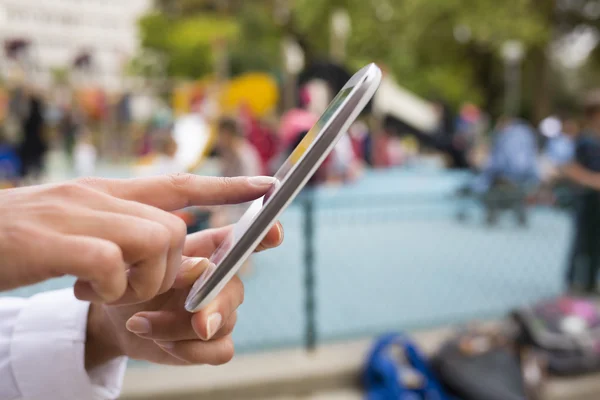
[0,289,127,400]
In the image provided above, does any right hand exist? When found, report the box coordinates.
[0,174,275,304]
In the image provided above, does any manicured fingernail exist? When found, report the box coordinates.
[180,257,209,277]
[155,341,174,349]
[126,316,151,334]
[206,313,222,340]
[275,222,284,245]
[248,176,276,187]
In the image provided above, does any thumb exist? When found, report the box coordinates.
[172,257,211,289]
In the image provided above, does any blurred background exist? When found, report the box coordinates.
[1,0,600,399]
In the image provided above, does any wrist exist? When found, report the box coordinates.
[85,303,124,370]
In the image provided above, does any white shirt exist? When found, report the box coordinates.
[0,289,127,400]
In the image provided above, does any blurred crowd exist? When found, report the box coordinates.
[1,75,599,284]
[1,81,599,197]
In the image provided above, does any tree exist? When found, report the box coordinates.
[137,11,238,79]
[137,0,599,119]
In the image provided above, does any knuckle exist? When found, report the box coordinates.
[75,176,106,188]
[167,172,195,189]
[217,176,234,192]
[145,223,172,253]
[209,177,235,204]
[90,243,123,272]
[54,181,92,198]
[36,201,70,218]
[166,214,188,247]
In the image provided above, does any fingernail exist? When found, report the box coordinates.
[206,313,222,340]
[275,222,284,246]
[126,316,151,334]
[180,257,209,277]
[248,176,276,187]
[155,341,174,349]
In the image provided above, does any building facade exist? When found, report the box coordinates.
[0,0,151,90]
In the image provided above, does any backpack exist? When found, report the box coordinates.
[363,333,450,400]
[432,325,545,400]
[513,296,600,376]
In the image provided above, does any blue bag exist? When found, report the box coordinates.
[364,333,450,400]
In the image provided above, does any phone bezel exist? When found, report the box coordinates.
[185,63,382,312]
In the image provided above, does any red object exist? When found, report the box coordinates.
[238,105,279,174]
[279,108,319,149]
[350,136,364,160]
[372,134,391,168]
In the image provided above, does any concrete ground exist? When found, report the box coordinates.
[120,324,600,400]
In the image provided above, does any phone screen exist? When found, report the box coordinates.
[190,86,355,293]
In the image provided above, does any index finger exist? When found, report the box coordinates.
[78,174,276,211]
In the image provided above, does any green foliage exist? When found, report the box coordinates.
[137,0,598,115]
[227,2,282,76]
[50,67,70,85]
[138,11,238,78]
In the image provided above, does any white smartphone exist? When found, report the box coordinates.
[185,63,382,312]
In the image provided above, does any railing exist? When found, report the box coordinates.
[1,169,592,360]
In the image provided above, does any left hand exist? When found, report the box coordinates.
[86,222,284,368]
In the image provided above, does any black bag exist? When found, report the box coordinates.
[513,296,600,376]
[432,326,545,400]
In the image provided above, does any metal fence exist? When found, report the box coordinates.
[2,170,595,360]
[235,186,576,354]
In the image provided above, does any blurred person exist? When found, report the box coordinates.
[349,120,372,165]
[216,117,262,185]
[154,135,183,174]
[278,88,319,156]
[469,116,539,225]
[431,99,471,169]
[212,117,263,275]
[455,103,484,167]
[534,116,580,206]
[58,106,78,162]
[539,116,580,182]
[73,129,98,177]
[143,134,184,176]
[18,94,48,181]
[326,133,363,184]
[286,130,331,186]
[211,117,262,231]
[277,86,362,184]
[0,173,283,400]
[0,127,21,187]
[563,91,600,292]
[239,104,280,175]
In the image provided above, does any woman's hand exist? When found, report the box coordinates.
[86,223,283,367]
[0,173,275,304]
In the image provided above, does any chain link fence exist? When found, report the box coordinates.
[1,170,591,359]
[234,186,575,353]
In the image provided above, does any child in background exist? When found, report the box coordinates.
[73,129,97,177]
[211,117,262,275]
